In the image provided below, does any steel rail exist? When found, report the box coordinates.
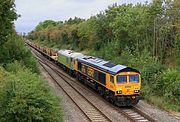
[33,48,112,122]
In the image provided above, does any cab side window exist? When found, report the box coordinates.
[78,62,82,71]
[110,76,114,83]
[98,72,106,85]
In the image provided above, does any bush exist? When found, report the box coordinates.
[0,62,63,122]
[1,35,28,64]
[162,68,180,104]
[23,53,40,74]
[1,35,39,73]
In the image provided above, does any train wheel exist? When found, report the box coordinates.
[98,86,104,96]
[76,73,81,82]
[69,70,72,76]
[109,92,115,104]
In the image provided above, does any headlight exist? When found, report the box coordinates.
[134,90,139,93]
[117,90,122,94]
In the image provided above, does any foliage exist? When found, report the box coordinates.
[35,20,63,31]
[0,0,17,46]
[0,34,39,73]
[28,0,180,112]
[0,0,64,121]
[0,62,63,122]
[65,16,85,25]
[162,68,180,104]
[29,0,180,63]
[1,35,26,63]
[0,0,38,73]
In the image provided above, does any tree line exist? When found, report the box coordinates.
[28,0,180,112]
[29,0,179,64]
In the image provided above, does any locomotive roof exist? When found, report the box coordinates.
[77,55,140,75]
[58,49,83,59]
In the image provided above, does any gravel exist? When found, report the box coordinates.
[39,64,89,122]
[136,100,180,122]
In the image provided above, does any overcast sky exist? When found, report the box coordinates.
[14,0,151,33]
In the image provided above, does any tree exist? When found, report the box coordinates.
[65,17,84,25]
[35,20,59,31]
[0,0,17,46]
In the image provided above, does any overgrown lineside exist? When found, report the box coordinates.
[28,0,180,112]
[0,62,63,121]
[0,0,63,121]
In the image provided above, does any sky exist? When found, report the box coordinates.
[14,0,151,33]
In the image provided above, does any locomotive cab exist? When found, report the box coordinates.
[115,72,141,95]
[113,71,141,106]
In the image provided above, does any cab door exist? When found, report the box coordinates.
[106,74,115,91]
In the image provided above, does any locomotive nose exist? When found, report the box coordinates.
[116,84,140,95]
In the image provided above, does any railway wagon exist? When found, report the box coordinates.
[75,55,141,106]
[57,49,83,75]
[44,47,58,60]
[28,41,58,61]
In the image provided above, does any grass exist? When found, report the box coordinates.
[145,96,180,113]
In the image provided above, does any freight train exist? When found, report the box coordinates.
[27,41,141,106]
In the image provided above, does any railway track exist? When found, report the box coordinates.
[119,107,156,122]
[30,45,156,122]
[32,49,112,122]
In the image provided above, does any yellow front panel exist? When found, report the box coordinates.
[115,72,141,96]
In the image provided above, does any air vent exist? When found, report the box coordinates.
[90,58,103,63]
[83,56,95,60]
[103,62,117,68]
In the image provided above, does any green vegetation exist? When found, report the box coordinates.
[0,62,63,121]
[1,34,39,73]
[0,0,63,121]
[0,0,17,46]
[28,0,180,112]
